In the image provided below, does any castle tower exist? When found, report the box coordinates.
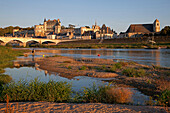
[153,19,160,32]
[44,18,47,34]
[55,19,61,34]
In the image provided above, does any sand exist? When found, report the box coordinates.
[0,102,169,113]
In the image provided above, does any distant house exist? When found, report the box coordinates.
[47,32,57,39]
[95,24,114,39]
[125,19,160,38]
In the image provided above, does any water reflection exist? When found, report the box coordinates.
[28,48,170,67]
[4,67,150,105]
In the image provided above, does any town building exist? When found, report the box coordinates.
[34,18,61,37]
[13,28,34,37]
[125,19,160,38]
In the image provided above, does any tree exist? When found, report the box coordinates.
[160,26,170,36]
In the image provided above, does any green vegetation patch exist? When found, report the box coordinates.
[0,79,72,102]
[0,46,25,68]
[75,83,132,104]
[156,89,170,106]
[79,66,87,70]
[0,74,12,85]
[122,68,146,77]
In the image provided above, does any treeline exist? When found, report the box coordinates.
[0,26,34,36]
[160,26,170,36]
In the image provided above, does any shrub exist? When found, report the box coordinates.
[114,62,122,69]
[0,74,12,85]
[122,68,146,77]
[79,66,87,70]
[0,79,72,102]
[157,89,170,107]
[0,68,5,74]
[106,88,132,104]
[80,83,111,103]
[67,66,72,69]
[79,83,132,104]
[63,61,71,63]
[108,65,117,72]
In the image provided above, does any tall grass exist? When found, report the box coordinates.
[78,83,132,104]
[0,79,72,102]
[0,74,12,85]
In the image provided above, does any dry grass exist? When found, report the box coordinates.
[106,87,133,104]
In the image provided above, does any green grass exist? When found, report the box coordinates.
[0,46,25,86]
[122,68,146,77]
[67,66,72,69]
[0,79,72,102]
[0,46,25,68]
[79,66,87,70]
[156,89,170,107]
[0,74,12,85]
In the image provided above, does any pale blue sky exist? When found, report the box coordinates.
[0,0,170,33]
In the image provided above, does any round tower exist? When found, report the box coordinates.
[153,19,160,32]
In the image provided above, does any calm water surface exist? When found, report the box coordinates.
[18,48,170,67]
[5,48,167,105]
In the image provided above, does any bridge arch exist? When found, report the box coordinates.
[6,39,24,46]
[0,40,5,46]
[42,41,57,45]
[26,40,40,46]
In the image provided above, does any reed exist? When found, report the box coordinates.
[0,79,72,102]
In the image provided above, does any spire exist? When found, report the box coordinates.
[95,20,97,26]
[44,18,46,22]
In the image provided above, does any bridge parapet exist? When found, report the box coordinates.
[0,37,77,47]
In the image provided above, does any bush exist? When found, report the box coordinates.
[0,74,12,85]
[79,83,132,104]
[122,68,146,77]
[0,79,72,102]
[157,89,170,107]
[114,62,122,69]
[63,61,71,63]
[79,66,87,70]
[106,88,132,104]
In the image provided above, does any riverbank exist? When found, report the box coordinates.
[0,46,27,85]
[35,55,170,106]
[0,102,168,113]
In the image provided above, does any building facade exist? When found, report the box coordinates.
[125,19,160,38]
[34,18,61,37]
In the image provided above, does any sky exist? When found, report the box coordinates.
[0,0,170,33]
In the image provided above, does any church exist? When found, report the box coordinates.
[125,19,160,38]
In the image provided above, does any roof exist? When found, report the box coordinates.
[126,24,153,33]
[154,19,159,23]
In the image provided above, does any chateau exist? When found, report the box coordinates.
[124,19,160,38]
[34,19,61,37]
[34,18,115,39]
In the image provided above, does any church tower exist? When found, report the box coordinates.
[153,19,160,32]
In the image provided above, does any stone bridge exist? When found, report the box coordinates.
[0,37,76,47]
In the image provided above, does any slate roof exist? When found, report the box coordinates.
[126,24,153,33]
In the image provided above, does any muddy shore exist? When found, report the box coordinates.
[35,55,170,99]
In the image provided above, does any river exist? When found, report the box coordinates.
[17,48,170,67]
[5,48,169,105]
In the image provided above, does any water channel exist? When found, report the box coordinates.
[4,48,170,105]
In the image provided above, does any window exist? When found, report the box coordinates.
[157,23,159,26]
